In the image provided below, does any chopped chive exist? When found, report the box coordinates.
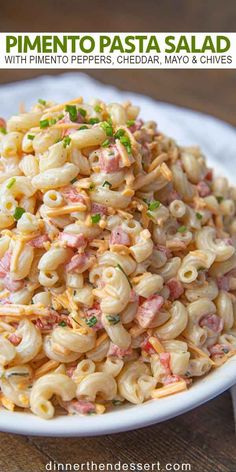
[49,118,57,125]
[114,129,125,139]
[78,107,87,118]
[91,214,101,224]
[59,321,67,327]
[85,316,97,327]
[7,372,29,378]
[126,119,135,127]
[177,225,187,233]
[72,316,80,326]
[148,200,160,211]
[89,117,100,125]
[38,98,46,106]
[13,207,25,220]
[27,134,35,140]
[40,119,50,129]
[196,212,203,220]
[216,196,224,203]
[117,264,132,288]
[102,139,110,147]
[0,127,6,134]
[63,136,71,148]
[106,314,120,325]
[222,348,229,354]
[78,125,88,131]
[6,177,16,189]
[88,183,95,191]
[94,105,102,113]
[65,104,78,122]
[70,177,77,184]
[112,399,122,406]
[102,181,112,188]
[57,114,64,120]
[119,135,132,154]
[100,121,113,137]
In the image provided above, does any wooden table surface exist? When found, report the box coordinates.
[0,1,236,471]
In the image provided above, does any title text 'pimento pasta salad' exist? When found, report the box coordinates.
[0,97,235,419]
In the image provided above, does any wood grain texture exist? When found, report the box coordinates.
[0,392,235,472]
[0,1,235,471]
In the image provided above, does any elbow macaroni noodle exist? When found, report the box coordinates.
[0,96,235,419]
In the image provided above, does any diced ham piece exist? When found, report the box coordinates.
[205,168,213,181]
[3,274,24,292]
[197,181,211,197]
[66,366,77,378]
[107,342,133,359]
[110,226,130,246]
[209,343,231,357]
[129,119,144,133]
[91,202,108,216]
[0,117,6,129]
[160,352,171,375]
[167,190,181,204]
[224,238,233,246]
[83,303,103,331]
[29,234,49,248]
[63,128,78,137]
[35,310,72,332]
[65,400,96,415]
[217,276,230,292]
[65,253,88,272]
[99,145,121,173]
[59,232,86,249]
[162,374,181,385]
[61,186,85,204]
[0,251,11,278]
[166,278,184,301]
[155,244,172,259]
[141,338,156,355]
[8,333,21,346]
[199,314,224,333]
[136,295,164,328]
[130,289,139,303]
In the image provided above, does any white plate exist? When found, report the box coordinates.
[0,73,236,436]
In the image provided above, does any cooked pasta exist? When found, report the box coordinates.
[0,96,235,419]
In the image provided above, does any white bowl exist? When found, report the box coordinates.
[0,73,235,436]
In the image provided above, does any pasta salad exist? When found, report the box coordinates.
[0,96,235,419]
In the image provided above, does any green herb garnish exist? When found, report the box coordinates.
[65,104,78,122]
[102,181,112,188]
[40,119,50,129]
[117,263,132,288]
[0,127,6,134]
[27,134,35,140]
[63,136,71,148]
[196,212,203,220]
[38,98,46,106]
[78,125,88,131]
[100,121,113,137]
[78,107,87,118]
[177,225,187,233]
[94,105,102,113]
[106,314,120,325]
[126,119,135,127]
[114,129,125,139]
[59,321,67,327]
[70,177,77,184]
[102,139,110,147]
[91,214,101,224]
[88,183,95,191]
[49,118,57,126]
[89,117,100,125]
[112,399,122,406]
[120,135,132,154]
[216,196,224,204]
[6,177,16,189]
[13,207,25,220]
[148,200,160,211]
[85,316,97,327]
